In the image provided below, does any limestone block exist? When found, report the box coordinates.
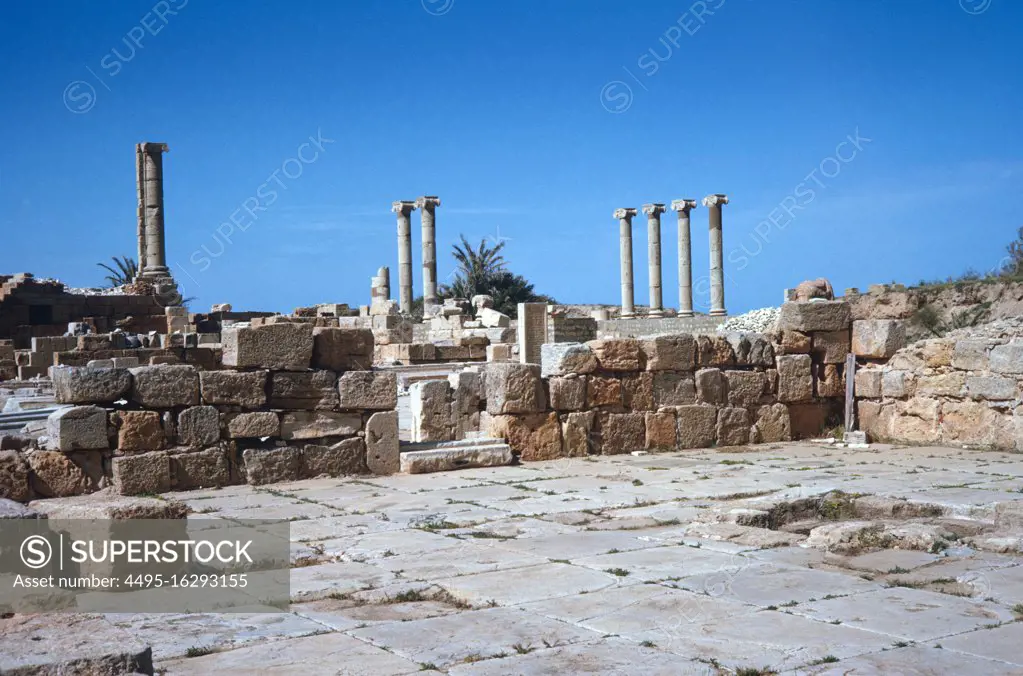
[746,334,776,367]
[652,371,697,407]
[815,364,845,398]
[851,320,906,359]
[696,334,735,368]
[586,375,622,408]
[990,343,1023,375]
[171,447,231,490]
[279,411,362,440]
[312,327,374,371]
[812,330,851,364]
[716,407,750,447]
[449,371,482,416]
[365,411,400,474]
[645,410,677,450]
[857,400,888,441]
[112,452,171,496]
[52,366,132,404]
[921,340,953,368]
[484,363,545,414]
[600,412,645,455]
[951,339,993,371]
[751,403,791,443]
[47,406,108,451]
[242,447,302,485]
[642,334,696,371]
[777,330,811,355]
[337,371,397,410]
[488,412,563,461]
[410,380,453,443]
[586,339,643,371]
[723,333,751,366]
[695,368,728,405]
[0,450,30,501]
[788,403,829,439]
[621,372,654,411]
[966,375,1017,401]
[177,406,220,447]
[675,405,717,449]
[129,365,199,408]
[549,376,586,411]
[303,437,366,477]
[199,370,267,408]
[222,322,313,370]
[881,370,910,398]
[269,370,338,410]
[561,411,595,457]
[28,450,103,497]
[225,412,280,438]
[486,327,516,344]
[765,369,778,394]
[478,307,511,328]
[777,301,851,332]
[941,400,1014,448]
[916,373,965,397]
[776,355,812,403]
[540,343,598,377]
[117,410,164,452]
[725,370,766,407]
[854,368,882,398]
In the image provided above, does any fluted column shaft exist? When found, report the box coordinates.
[613,208,638,317]
[703,194,729,317]
[138,143,170,278]
[672,199,697,317]
[392,201,417,314]
[642,204,666,316]
[416,196,441,306]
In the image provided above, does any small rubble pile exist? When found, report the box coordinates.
[718,306,780,333]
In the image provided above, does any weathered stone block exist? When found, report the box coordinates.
[854,369,882,399]
[777,330,811,355]
[117,410,164,452]
[177,406,220,447]
[303,437,366,477]
[881,369,910,398]
[52,366,132,404]
[812,330,851,364]
[171,446,231,490]
[47,406,108,451]
[788,403,829,439]
[966,375,1017,401]
[777,301,851,332]
[337,371,397,410]
[751,403,791,443]
[488,412,563,461]
[540,343,598,377]
[642,334,696,371]
[776,355,812,403]
[279,411,362,440]
[0,450,30,501]
[129,365,199,408]
[449,371,482,415]
[561,411,595,457]
[675,405,717,449]
[852,320,905,359]
[652,371,697,407]
[586,375,622,408]
[269,370,338,410]
[312,327,373,371]
[696,335,735,368]
[225,412,280,438]
[725,370,765,407]
[989,343,1023,375]
[716,407,750,447]
[27,450,103,497]
[242,447,302,485]
[695,368,728,405]
[586,339,643,371]
[484,363,545,414]
[365,410,399,474]
[815,364,845,398]
[410,380,453,443]
[549,376,586,411]
[621,372,654,411]
[951,340,993,371]
[645,410,676,450]
[921,339,953,368]
[223,322,313,370]
[199,370,267,407]
[601,412,645,455]
[745,334,776,368]
[857,400,888,441]
[112,452,170,495]
[917,373,965,397]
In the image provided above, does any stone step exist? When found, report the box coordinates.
[399,439,514,474]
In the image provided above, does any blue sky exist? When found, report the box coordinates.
[1,0,1021,314]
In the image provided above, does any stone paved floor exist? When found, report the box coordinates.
[6,442,1023,675]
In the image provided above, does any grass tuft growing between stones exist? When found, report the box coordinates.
[185,646,215,658]
[604,567,630,577]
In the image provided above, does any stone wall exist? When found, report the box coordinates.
[856,317,1023,450]
[0,323,400,502]
[596,315,726,339]
[549,317,597,344]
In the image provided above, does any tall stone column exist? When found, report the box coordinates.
[391,200,417,314]
[671,199,697,317]
[416,196,441,306]
[702,193,729,317]
[613,208,638,318]
[138,142,170,279]
[642,203,666,317]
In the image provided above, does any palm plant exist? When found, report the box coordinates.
[98,255,138,287]
[450,235,506,297]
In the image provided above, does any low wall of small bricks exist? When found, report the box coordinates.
[0,323,400,502]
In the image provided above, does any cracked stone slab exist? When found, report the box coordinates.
[673,561,882,607]
[802,644,1023,675]
[435,562,629,606]
[292,596,462,631]
[572,545,751,582]
[371,538,549,581]
[0,614,153,675]
[939,621,1023,667]
[284,561,398,601]
[489,530,665,560]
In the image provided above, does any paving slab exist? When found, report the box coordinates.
[293,596,461,630]
[837,549,943,573]
[0,614,153,675]
[435,562,628,606]
[674,562,882,607]
[489,530,664,559]
[799,644,1023,675]
[372,538,549,581]
[939,621,1023,666]
[572,544,751,582]
[285,561,398,601]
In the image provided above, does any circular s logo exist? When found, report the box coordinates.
[20,535,53,569]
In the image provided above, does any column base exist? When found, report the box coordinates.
[647,310,665,318]
[678,312,694,318]
[709,309,727,317]
[620,312,635,319]
[141,267,170,279]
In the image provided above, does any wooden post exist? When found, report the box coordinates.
[844,353,856,431]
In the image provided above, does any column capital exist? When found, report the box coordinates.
[415,196,441,210]
[642,203,666,217]
[613,208,638,220]
[391,200,417,215]
[702,194,729,208]
[671,199,698,213]
[137,142,169,154]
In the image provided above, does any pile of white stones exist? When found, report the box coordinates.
[717,306,780,333]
